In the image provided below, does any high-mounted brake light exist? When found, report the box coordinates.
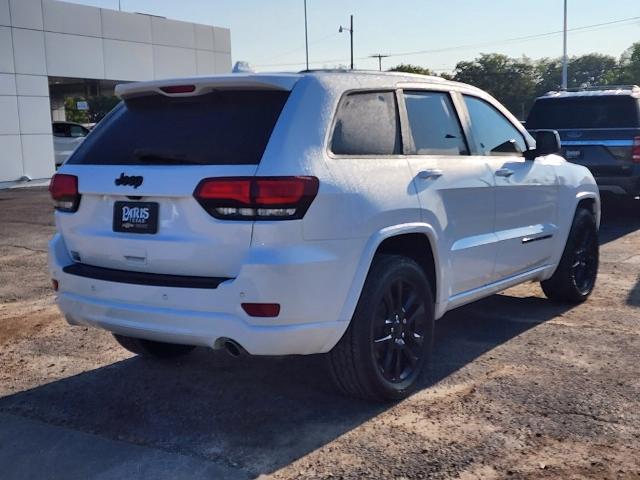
[194,176,319,220]
[49,174,80,212]
[160,85,196,94]
[633,136,640,164]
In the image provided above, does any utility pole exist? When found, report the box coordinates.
[370,54,389,71]
[339,15,354,70]
[562,0,568,89]
[304,0,309,70]
[118,0,121,11]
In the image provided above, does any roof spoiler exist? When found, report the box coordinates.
[115,75,300,100]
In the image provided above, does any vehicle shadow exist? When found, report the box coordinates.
[598,196,640,245]
[598,196,640,307]
[628,281,640,307]
[0,293,571,478]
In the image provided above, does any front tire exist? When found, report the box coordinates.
[113,334,196,359]
[328,254,435,402]
[541,207,599,304]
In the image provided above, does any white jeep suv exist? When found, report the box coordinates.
[48,71,600,401]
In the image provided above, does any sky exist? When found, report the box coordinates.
[67,0,640,73]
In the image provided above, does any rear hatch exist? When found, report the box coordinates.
[526,95,640,177]
[56,81,294,278]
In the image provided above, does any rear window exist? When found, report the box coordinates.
[331,91,401,155]
[68,90,290,165]
[526,96,640,130]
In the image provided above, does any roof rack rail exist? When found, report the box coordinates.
[542,85,640,97]
[562,84,639,92]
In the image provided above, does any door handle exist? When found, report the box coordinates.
[495,168,515,178]
[417,169,443,180]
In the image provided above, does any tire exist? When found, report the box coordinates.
[113,334,196,359]
[328,254,435,402]
[541,207,599,304]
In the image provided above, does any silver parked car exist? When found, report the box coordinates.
[52,121,90,167]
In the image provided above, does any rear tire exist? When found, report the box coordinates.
[328,254,435,402]
[113,334,196,359]
[541,207,598,304]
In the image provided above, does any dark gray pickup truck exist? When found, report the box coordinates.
[527,86,640,199]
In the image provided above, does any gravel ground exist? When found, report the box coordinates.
[0,187,639,479]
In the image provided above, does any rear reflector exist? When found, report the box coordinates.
[242,303,280,317]
[194,176,319,220]
[633,136,640,164]
[49,174,80,212]
[160,85,196,94]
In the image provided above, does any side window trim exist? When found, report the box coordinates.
[450,91,477,155]
[460,93,529,156]
[395,88,414,155]
[327,88,405,158]
[398,89,471,156]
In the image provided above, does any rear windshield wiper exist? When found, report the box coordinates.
[133,148,205,165]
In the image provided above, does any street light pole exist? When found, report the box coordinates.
[562,0,568,89]
[339,15,354,70]
[304,0,309,70]
[349,15,353,70]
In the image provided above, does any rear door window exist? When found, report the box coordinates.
[331,91,401,155]
[403,91,468,155]
[464,95,527,156]
[68,90,290,165]
[526,96,640,129]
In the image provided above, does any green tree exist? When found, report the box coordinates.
[610,42,640,85]
[63,95,119,124]
[536,53,618,96]
[388,64,434,76]
[87,95,120,123]
[534,58,563,95]
[64,97,89,124]
[452,53,536,119]
[568,53,617,87]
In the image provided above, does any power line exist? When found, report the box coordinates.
[390,15,640,58]
[255,32,340,65]
[255,15,640,69]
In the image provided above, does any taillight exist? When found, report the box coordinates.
[194,176,319,220]
[49,174,80,212]
[633,136,640,164]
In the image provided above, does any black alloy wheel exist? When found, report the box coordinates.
[373,278,428,384]
[571,221,598,295]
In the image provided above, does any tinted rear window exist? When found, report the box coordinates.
[331,91,401,155]
[526,96,640,129]
[68,90,290,165]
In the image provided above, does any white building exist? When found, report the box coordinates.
[0,0,232,184]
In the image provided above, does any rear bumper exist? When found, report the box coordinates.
[594,173,640,196]
[49,233,360,355]
[57,292,344,355]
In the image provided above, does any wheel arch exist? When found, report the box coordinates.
[337,223,443,325]
[575,191,600,228]
[542,190,601,282]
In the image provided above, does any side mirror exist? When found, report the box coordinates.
[525,130,560,160]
